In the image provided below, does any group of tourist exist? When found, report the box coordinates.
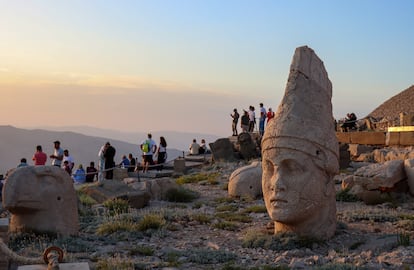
[11,134,170,185]
[230,103,275,137]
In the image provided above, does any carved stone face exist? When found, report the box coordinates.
[262,148,328,224]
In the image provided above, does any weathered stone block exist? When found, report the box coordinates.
[386,132,400,146]
[350,132,386,145]
[336,132,351,144]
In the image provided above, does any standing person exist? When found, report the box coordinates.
[241,110,249,133]
[128,153,136,173]
[140,133,156,173]
[259,103,267,136]
[50,140,64,167]
[32,145,47,165]
[86,161,98,183]
[230,108,240,136]
[98,143,107,182]
[62,149,75,175]
[156,136,168,171]
[248,106,256,132]
[104,142,116,179]
[267,107,275,123]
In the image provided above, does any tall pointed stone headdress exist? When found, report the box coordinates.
[262,46,339,174]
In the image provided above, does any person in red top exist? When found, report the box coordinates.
[32,145,47,165]
[267,108,275,123]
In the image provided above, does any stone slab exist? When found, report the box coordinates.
[386,132,400,146]
[336,132,351,143]
[386,132,414,146]
[350,132,386,145]
[18,262,89,270]
[398,132,414,145]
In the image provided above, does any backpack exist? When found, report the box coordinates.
[142,140,150,152]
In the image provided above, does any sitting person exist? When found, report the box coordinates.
[341,112,357,132]
[62,160,72,175]
[119,155,130,169]
[189,139,200,155]
[73,164,86,184]
[199,139,207,154]
[128,153,136,173]
[86,161,98,182]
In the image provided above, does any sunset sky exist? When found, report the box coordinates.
[1,0,413,137]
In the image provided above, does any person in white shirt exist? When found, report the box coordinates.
[62,149,75,175]
[189,139,200,155]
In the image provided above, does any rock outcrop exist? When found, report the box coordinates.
[2,166,79,236]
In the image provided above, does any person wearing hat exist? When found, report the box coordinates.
[261,46,339,240]
[50,140,64,167]
[230,108,240,136]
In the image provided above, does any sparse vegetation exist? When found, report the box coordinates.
[336,188,360,202]
[95,254,135,270]
[103,198,130,216]
[175,172,220,185]
[213,221,239,231]
[136,213,166,231]
[242,204,267,213]
[127,245,154,256]
[397,231,411,246]
[165,187,199,202]
[242,230,324,251]
[215,212,253,223]
[191,213,213,224]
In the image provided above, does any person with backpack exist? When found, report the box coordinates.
[140,133,157,173]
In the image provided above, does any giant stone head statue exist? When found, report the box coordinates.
[261,46,339,240]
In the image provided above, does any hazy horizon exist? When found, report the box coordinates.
[1,1,413,135]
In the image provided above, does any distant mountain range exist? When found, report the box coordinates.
[26,125,221,152]
[0,125,220,174]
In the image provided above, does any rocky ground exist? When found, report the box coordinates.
[1,160,414,270]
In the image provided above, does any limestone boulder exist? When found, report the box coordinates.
[403,159,414,195]
[353,160,406,190]
[237,133,259,160]
[2,166,79,236]
[113,167,129,180]
[348,144,375,158]
[128,177,180,200]
[82,179,150,209]
[228,161,262,198]
[209,138,237,162]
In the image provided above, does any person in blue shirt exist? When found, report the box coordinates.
[119,155,130,169]
[73,164,86,184]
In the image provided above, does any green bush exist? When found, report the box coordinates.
[336,188,359,202]
[165,187,199,202]
[137,213,166,231]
